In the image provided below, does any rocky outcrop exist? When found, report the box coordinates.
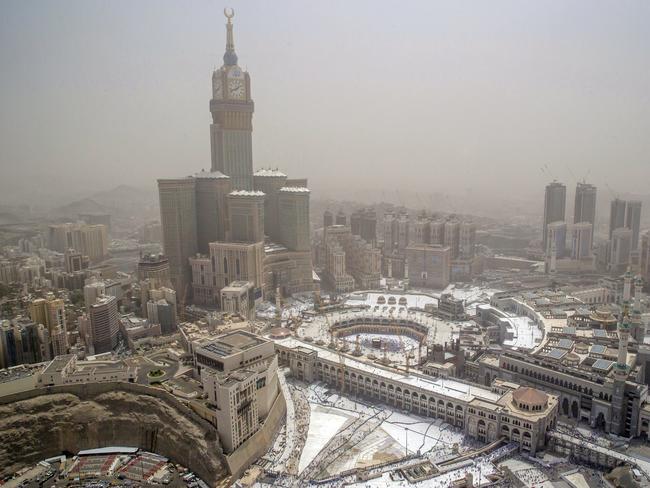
[0,383,227,485]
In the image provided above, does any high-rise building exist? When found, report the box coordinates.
[253,169,288,243]
[323,210,334,228]
[335,211,347,226]
[209,12,254,190]
[321,225,381,291]
[146,287,177,335]
[406,245,451,289]
[0,318,51,367]
[411,216,430,245]
[570,222,593,260]
[158,177,198,294]
[543,181,566,252]
[64,249,85,273]
[546,221,567,258]
[278,187,310,252]
[444,221,460,259]
[626,200,642,250]
[137,254,171,288]
[609,198,627,239]
[574,182,597,241]
[429,220,445,246]
[195,331,279,453]
[83,278,106,312]
[88,295,120,354]
[641,231,650,285]
[350,208,377,245]
[459,222,476,259]
[48,223,108,262]
[609,228,633,274]
[29,295,66,338]
[227,190,266,243]
[195,169,232,253]
[190,241,264,306]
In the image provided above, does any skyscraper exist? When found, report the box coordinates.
[542,181,566,252]
[278,187,310,252]
[253,169,288,243]
[609,228,633,274]
[157,177,198,294]
[574,182,597,241]
[609,198,627,239]
[89,295,119,354]
[570,222,593,260]
[625,200,642,250]
[641,231,650,284]
[209,11,254,190]
[195,169,232,253]
[227,191,266,243]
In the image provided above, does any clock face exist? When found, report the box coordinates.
[228,79,245,100]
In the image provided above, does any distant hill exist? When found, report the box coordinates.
[52,185,158,221]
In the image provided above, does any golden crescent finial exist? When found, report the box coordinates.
[224,7,235,20]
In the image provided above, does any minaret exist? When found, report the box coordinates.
[634,277,644,314]
[616,318,630,371]
[623,270,633,303]
[275,286,282,324]
[611,316,630,434]
[549,240,557,274]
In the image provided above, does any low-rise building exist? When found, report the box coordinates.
[36,355,137,386]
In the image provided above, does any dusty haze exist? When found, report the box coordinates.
[1,0,649,211]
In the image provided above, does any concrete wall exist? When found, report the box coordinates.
[225,390,286,479]
[0,382,228,485]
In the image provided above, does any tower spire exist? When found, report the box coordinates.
[223,8,238,66]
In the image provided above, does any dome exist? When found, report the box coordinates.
[223,51,238,66]
[269,327,291,339]
[512,387,548,411]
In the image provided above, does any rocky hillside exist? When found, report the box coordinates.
[0,386,227,484]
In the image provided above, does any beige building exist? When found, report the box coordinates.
[253,169,288,243]
[37,354,137,386]
[322,225,381,292]
[190,241,264,307]
[406,244,451,289]
[195,170,232,253]
[137,253,172,288]
[640,230,650,284]
[277,338,557,455]
[209,13,254,190]
[221,281,255,319]
[194,331,279,453]
[278,187,310,252]
[227,190,265,243]
[158,177,198,294]
[88,295,120,354]
[48,223,108,262]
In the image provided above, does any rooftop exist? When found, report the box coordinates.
[254,168,287,177]
[275,337,500,403]
[279,186,310,193]
[194,169,229,179]
[229,190,265,197]
[198,330,268,357]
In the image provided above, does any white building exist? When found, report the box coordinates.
[194,331,279,453]
[37,354,137,386]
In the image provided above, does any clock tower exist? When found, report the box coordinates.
[209,9,254,190]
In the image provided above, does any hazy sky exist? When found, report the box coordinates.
[1,0,649,205]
